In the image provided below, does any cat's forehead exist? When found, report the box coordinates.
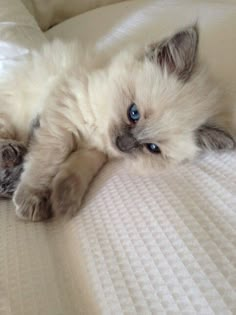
[132,62,182,103]
[133,79,183,117]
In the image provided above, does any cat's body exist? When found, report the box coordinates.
[0,25,235,221]
[0,41,96,145]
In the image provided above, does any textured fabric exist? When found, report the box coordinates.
[0,203,92,315]
[0,153,236,314]
[0,0,236,314]
[70,152,236,314]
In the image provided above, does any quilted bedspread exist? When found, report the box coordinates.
[0,0,235,314]
[1,153,236,314]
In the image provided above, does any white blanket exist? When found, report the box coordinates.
[1,153,235,314]
[0,0,235,314]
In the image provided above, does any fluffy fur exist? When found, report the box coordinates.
[0,25,234,221]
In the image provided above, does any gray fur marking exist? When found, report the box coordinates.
[197,125,236,150]
[0,164,23,198]
[29,115,40,142]
[0,140,27,198]
[146,25,199,82]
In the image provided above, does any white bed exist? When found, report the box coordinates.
[0,1,235,314]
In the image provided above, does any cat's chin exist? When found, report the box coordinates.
[120,155,175,176]
[105,145,171,174]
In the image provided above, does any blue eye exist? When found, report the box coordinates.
[146,143,161,154]
[128,103,140,123]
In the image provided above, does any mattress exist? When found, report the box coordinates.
[0,0,236,314]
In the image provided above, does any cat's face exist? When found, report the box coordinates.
[91,26,234,171]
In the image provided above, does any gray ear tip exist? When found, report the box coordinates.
[187,23,199,39]
[192,21,199,32]
[172,23,199,50]
[144,22,200,80]
[180,23,199,52]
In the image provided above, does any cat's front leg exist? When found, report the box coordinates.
[51,149,107,217]
[13,125,75,221]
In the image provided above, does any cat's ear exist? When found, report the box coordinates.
[145,25,199,81]
[196,124,235,150]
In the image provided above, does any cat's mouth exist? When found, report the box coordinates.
[115,134,139,153]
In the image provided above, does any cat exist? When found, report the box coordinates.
[0,24,234,221]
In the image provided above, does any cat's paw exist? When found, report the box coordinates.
[13,183,52,221]
[51,170,83,217]
[0,140,27,168]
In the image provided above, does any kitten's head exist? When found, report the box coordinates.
[91,25,235,171]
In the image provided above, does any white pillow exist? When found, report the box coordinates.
[0,0,46,74]
[22,0,127,31]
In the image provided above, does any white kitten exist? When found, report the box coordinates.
[0,25,234,221]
